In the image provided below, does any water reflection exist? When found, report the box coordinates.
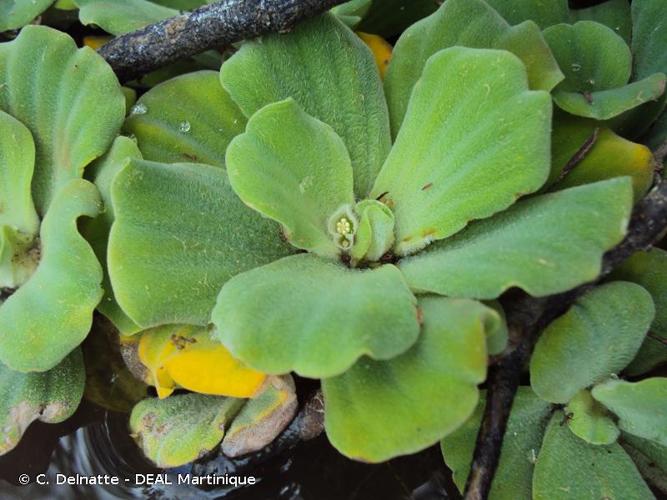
[0,401,454,499]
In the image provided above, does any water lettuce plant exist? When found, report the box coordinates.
[0,0,666,497]
[108,4,636,463]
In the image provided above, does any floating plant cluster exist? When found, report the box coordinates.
[0,0,666,498]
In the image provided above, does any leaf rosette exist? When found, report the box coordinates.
[105,7,637,463]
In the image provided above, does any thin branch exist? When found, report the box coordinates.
[99,0,347,82]
[554,127,599,183]
[464,179,667,500]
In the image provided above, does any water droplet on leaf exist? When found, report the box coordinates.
[130,103,148,115]
[179,121,191,133]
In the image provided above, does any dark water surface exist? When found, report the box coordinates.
[0,401,457,499]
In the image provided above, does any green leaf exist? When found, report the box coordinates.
[108,159,294,328]
[533,411,653,500]
[484,301,509,356]
[82,137,142,335]
[548,111,598,185]
[530,281,654,404]
[571,0,632,43]
[0,111,39,288]
[566,389,620,445]
[553,73,667,121]
[611,249,667,375]
[0,25,125,215]
[75,0,177,35]
[384,0,562,134]
[543,21,631,94]
[486,0,632,40]
[399,179,633,300]
[0,349,84,456]
[226,99,355,258]
[0,0,54,31]
[213,254,419,379]
[323,296,495,462]
[0,179,103,372]
[221,375,297,457]
[350,199,395,264]
[611,248,667,334]
[643,107,667,155]
[633,0,667,161]
[632,0,667,80]
[0,226,38,289]
[593,378,667,446]
[356,0,439,37]
[331,0,371,28]
[129,393,244,468]
[550,127,654,201]
[441,387,552,498]
[622,433,667,494]
[626,339,667,378]
[220,13,390,198]
[373,47,551,256]
[484,0,570,28]
[123,71,246,168]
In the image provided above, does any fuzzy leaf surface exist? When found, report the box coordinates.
[566,389,619,445]
[572,0,632,42]
[0,0,54,31]
[593,378,667,446]
[372,47,551,256]
[533,411,653,500]
[323,297,496,462]
[484,0,570,28]
[129,393,244,468]
[124,71,246,168]
[553,73,666,121]
[108,159,294,328]
[75,0,176,35]
[544,21,631,93]
[82,136,142,335]
[0,108,38,236]
[220,13,390,197]
[384,0,562,133]
[399,179,633,299]
[213,254,419,379]
[0,349,84,455]
[632,0,667,80]
[0,180,102,372]
[611,249,667,375]
[226,99,354,258]
[530,281,654,404]
[0,26,125,215]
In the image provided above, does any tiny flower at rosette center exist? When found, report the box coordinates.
[328,205,358,251]
[336,217,352,236]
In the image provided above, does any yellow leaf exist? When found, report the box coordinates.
[83,36,111,50]
[357,32,393,79]
[554,128,655,200]
[137,325,266,399]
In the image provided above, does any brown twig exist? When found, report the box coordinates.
[99,0,347,82]
[463,179,667,500]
